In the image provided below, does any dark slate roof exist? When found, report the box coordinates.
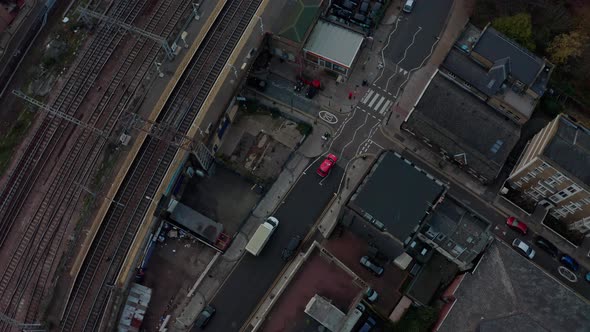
[278,0,322,43]
[349,152,446,242]
[404,73,520,181]
[478,314,549,332]
[442,49,505,96]
[439,242,590,332]
[473,27,545,86]
[543,116,590,186]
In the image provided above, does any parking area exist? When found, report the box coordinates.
[323,229,409,316]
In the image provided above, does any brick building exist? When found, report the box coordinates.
[504,115,590,234]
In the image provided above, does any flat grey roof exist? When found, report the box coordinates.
[543,116,590,186]
[303,19,364,68]
[169,201,222,243]
[349,152,446,242]
[423,196,492,264]
[439,242,590,332]
[404,73,520,181]
[473,27,545,86]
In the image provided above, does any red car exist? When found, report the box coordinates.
[506,216,528,235]
[317,154,338,177]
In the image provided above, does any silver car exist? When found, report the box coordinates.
[512,238,536,259]
[360,256,384,276]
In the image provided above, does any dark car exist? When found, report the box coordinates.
[534,236,558,257]
[360,256,384,276]
[560,254,579,272]
[194,305,216,328]
[281,235,302,261]
[359,317,377,332]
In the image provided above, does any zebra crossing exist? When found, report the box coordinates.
[360,88,394,116]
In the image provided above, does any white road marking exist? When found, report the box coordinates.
[374,96,386,111]
[362,89,374,104]
[368,93,380,108]
[379,100,392,115]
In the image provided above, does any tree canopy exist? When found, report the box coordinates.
[492,13,536,51]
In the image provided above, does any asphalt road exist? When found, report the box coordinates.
[401,150,590,300]
[382,0,453,70]
[195,160,343,331]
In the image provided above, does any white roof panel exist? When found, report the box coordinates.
[304,20,364,68]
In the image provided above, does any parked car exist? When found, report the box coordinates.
[317,154,338,177]
[402,0,415,13]
[365,287,379,302]
[281,235,302,261]
[194,305,216,328]
[512,238,535,259]
[534,236,558,257]
[506,216,527,235]
[560,254,579,272]
[359,317,377,332]
[360,256,384,276]
[585,272,590,283]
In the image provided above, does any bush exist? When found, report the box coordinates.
[389,306,439,332]
[296,122,312,136]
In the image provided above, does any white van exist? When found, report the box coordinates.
[245,217,279,256]
[403,0,415,13]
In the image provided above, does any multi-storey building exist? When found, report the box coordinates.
[505,115,590,234]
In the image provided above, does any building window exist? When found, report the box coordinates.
[581,197,590,205]
[550,191,567,203]
[567,202,582,212]
[566,184,582,194]
[332,63,347,75]
[527,190,542,200]
[552,172,566,184]
[545,177,558,187]
[522,175,531,183]
[535,184,549,195]
[514,180,523,187]
[539,162,550,171]
[550,209,565,219]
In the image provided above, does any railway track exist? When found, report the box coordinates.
[0,0,138,247]
[0,0,192,328]
[60,0,261,330]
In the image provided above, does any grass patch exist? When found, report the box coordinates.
[0,109,36,175]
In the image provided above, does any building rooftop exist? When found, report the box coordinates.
[304,295,346,331]
[303,19,365,68]
[442,49,536,118]
[473,26,545,87]
[277,0,323,43]
[348,152,446,243]
[439,242,590,332]
[260,243,363,332]
[404,73,520,181]
[543,115,590,186]
[422,196,493,266]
